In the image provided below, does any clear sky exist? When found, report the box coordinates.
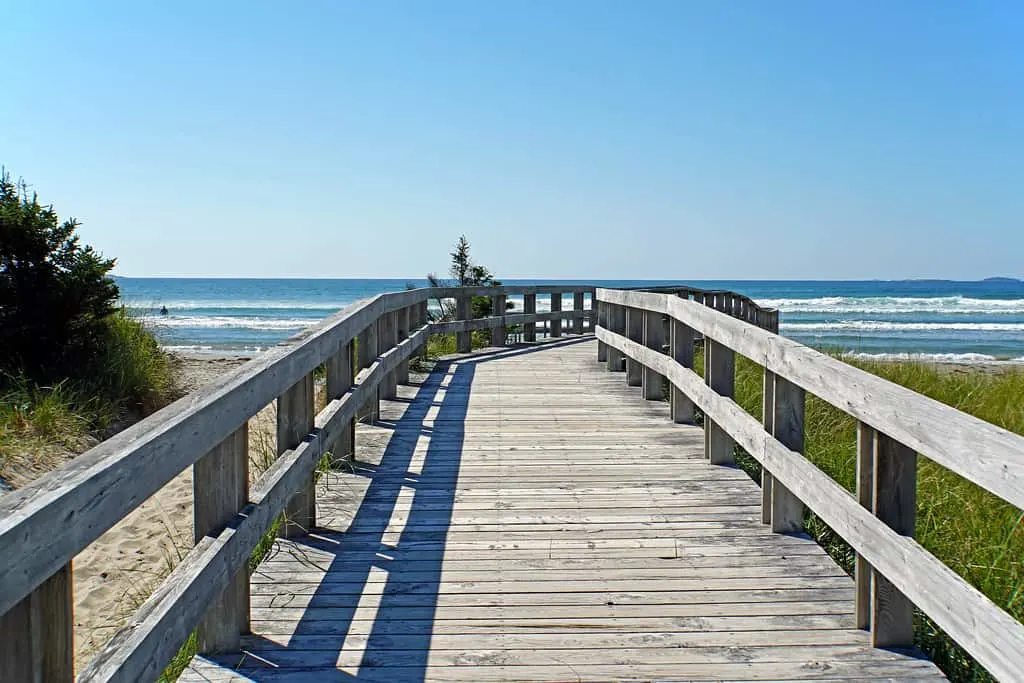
[2,1,1021,280]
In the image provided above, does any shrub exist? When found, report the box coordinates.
[0,170,119,384]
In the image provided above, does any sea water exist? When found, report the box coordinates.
[117,278,1024,362]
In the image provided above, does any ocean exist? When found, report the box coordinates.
[117,278,1024,363]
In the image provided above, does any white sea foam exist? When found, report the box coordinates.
[782,321,1024,332]
[757,296,1024,315]
[141,316,313,329]
[842,352,1024,364]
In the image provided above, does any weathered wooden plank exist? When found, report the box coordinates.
[82,328,429,683]
[642,309,665,400]
[855,421,874,630]
[599,326,1018,681]
[705,338,736,466]
[573,291,585,335]
[523,293,537,343]
[193,426,249,653]
[278,373,316,538]
[325,338,355,465]
[597,287,1024,511]
[549,291,562,337]
[456,292,472,353]
[670,317,695,423]
[625,307,643,386]
[771,375,804,533]
[0,562,73,683]
[871,431,917,648]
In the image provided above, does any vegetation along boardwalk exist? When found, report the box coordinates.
[2,285,1022,681]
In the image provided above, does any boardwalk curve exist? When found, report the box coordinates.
[181,338,943,682]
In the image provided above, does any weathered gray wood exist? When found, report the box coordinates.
[278,374,316,538]
[599,326,1020,682]
[378,310,399,399]
[642,310,665,400]
[871,431,916,648]
[669,318,695,423]
[82,327,429,683]
[596,300,608,361]
[456,292,472,352]
[855,422,874,630]
[193,426,249,653]
[573,291,585,335]
[325,339,355,465]
[186,339,942,683]
[396,306,411,384]
[356,320,379,423]
[761,368,776,525]
[771,375,805,534]
[625,307,643,387]
[597,287,1024,512]
[606,304,626,372]
[0,562,73,683]
[523,293,537,343]
[491,293,507,346]
[0,291,395,617]
[704,339,735,465]
[550,291,562,337]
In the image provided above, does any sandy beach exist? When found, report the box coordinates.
[72,353,267,668]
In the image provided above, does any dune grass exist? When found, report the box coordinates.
[0,309,178,488]
[690,345,1024,682]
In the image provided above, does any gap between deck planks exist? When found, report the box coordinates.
[181,337,944,682]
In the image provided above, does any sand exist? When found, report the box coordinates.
[73,353,266,668]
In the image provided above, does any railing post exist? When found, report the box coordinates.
[704,339,735,464]
[356,322,379,423]
[607,303,625,372]
[642,310,665,400]
[872,431,917,648]
[524,293,537,343]
[761,369,776,524]
[596,297,608,362]
[380,310,399,399]
[456,291,472,353]
[491,293,507,346]
[573,291,585,335]
[771,376,805,533]
[194,425,249,652]
[396,306,410,385]
[0,564,73,682]
[670,317,695,423]
[856,422,875,630]
[278,373,315,538]
[326,338,355,466]
[624,307,643,387]
[550,292,562,337]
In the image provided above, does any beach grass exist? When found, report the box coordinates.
[0,309,178,488]
[691,346,1024,682]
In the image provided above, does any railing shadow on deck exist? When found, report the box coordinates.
[207,337,590,682]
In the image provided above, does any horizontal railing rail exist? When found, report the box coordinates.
[0,284,610,682]
[595,287,1024,683]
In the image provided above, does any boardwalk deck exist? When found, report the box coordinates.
[180,338,944,682]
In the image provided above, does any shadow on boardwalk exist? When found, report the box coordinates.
[203,338,589,682]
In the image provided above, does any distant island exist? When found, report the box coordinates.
[983,276,1022,283]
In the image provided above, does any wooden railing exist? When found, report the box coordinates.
[0,285,598,683]
[595,287,1024,683]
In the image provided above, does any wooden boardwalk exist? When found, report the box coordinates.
[181,338,943,682]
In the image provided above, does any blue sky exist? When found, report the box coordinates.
[2,1,1021,279]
